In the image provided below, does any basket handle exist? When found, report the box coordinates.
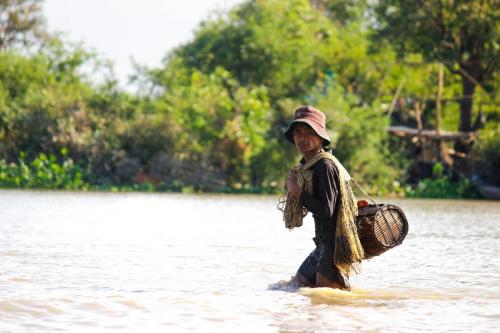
[351,179,377,205]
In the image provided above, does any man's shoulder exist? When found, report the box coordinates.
[313,157,339,175]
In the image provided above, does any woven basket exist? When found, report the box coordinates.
[356,204,409,259]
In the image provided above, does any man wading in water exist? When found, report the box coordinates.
[279,105,364,290]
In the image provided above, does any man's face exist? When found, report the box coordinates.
[292,123,323,156]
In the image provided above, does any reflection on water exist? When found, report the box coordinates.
[0,190,499,332]
[299,286,474,305]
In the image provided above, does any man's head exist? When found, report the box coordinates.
[284,105,331,147]
[290,123,324,156]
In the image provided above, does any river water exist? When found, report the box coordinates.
[0,190,499,332]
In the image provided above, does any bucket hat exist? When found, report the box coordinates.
[284,105,331,146]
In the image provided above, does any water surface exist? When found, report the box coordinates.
[1,190,499,332]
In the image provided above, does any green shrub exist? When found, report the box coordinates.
[405,162,480,198]
[472,127,500,186]
[0,149,90,190]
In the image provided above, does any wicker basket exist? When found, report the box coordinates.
[356,204,409,259]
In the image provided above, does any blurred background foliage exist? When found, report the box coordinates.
[0,0,498,197]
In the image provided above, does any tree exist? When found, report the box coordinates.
[171,0,343,99]
[158,67,272,190]
[140,0,405,191]
[310,0,367,25]
[371,0,499,156]
[0,0,46,50]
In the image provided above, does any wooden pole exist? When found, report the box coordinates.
[436,64,443,135]
[415,101,424,161]
[388,79,405,116]
[435,63,451,166]
[415,101,423,132]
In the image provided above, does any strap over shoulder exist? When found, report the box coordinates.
[297,150,352,182]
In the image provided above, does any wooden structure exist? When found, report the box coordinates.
[387,64,477,166]
[388,126,475,142]
[388,125,476,165]
[386,63,499,199]
[388,124,476,164]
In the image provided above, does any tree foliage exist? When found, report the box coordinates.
[310,0,367,25]
[0,0,46,50]
[0,0,497,197]
[371,0,499,134]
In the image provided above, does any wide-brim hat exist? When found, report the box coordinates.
[284,105,331,146]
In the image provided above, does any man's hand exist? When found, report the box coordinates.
[287,171,302,200]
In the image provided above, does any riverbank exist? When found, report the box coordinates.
[1,152,491,199]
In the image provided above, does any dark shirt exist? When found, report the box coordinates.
[298,158,340,243]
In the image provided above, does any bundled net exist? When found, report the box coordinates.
[277,164,313,230]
